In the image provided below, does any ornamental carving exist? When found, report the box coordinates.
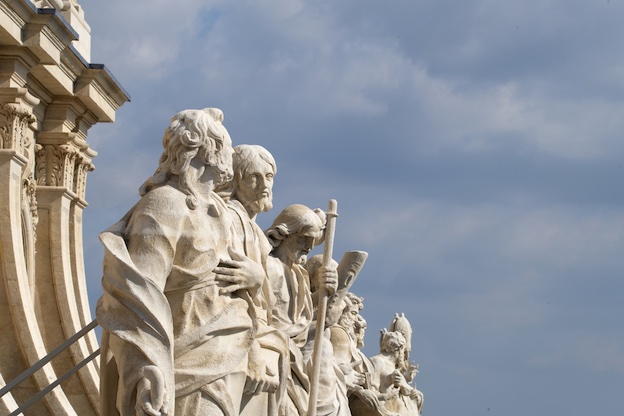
[73,155,94,201]
[35,143,93,201]
[35,144,61,186]
[1,102,38,233]
[0,102,35,155]
[22,176,39,233]
[59,145,78,190]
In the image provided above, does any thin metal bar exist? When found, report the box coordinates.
[0,320,98,398]
[9,349,100,416]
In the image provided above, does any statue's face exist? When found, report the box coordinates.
[211,133,235,187]
[281,233,316,265]
[235,159,274,215]
[339,304,359,330]
[355,317,366,348]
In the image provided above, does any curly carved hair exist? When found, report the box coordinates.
[379,329,406,354]
[139,108,233,209]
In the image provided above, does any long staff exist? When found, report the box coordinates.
[307,199,338,416]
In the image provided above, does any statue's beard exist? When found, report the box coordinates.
[356,337,365,349]
[294,251,308,265]
[247,196,272,214]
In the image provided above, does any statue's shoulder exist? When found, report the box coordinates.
[330,324,350,343]
[139,185,189,211]
[265,255,284,277]
[130,185,191,228]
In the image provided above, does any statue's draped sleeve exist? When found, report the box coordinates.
[97,187,254,415]
[96,205,176,416]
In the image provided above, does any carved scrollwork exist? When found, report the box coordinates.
[59,144,78,190]
[73,155,94,201]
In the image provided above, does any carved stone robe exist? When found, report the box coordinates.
[226,199,289,416]
[96,185,254,416]
[267,258,349,416]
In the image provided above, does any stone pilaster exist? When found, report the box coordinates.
[0,97,76,416]
[1,1,128,413]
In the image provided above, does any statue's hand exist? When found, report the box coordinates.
[135,365,169,416]
[405,361,419,382]
[339,360,365,388]
[215,247,265,294]
[410,388,424,403]
[315,266,338,295]
[391,369,411,392]
[244,342,278,395]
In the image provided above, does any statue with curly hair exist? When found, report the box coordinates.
[96,108,268,416]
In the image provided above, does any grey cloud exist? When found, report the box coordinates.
[79,1,624,414]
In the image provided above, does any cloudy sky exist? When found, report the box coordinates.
[79,1,624,414]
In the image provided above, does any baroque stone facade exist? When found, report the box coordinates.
[0,1,128,414]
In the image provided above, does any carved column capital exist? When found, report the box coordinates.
[34,138,95,204]
[35,141,75,190]
[0,101,36,155]
[0,93,40,232]
[73,153,94,202]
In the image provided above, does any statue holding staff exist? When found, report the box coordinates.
[265,204,341,416]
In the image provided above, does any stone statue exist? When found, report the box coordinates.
[96,108,269,416]
[334,297,401,416]
[265,204,343,416]
[389,314,419,386]
[215,144,289,415]
[365,328,424,416]
[95,109,425,416]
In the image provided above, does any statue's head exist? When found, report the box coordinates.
[354,314,367,349]
[347,292,364,311]
[266,204,326,265]
[337,293,360,333]
[390,312,412,357]
[379,329,406,359]
[139,108,233,209]
[216,144,276,216]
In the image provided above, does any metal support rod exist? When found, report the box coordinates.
[0,319,98,398]
[9,349,101,416]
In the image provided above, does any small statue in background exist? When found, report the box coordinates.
[389,314,420,388]
[366,321,424,416]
